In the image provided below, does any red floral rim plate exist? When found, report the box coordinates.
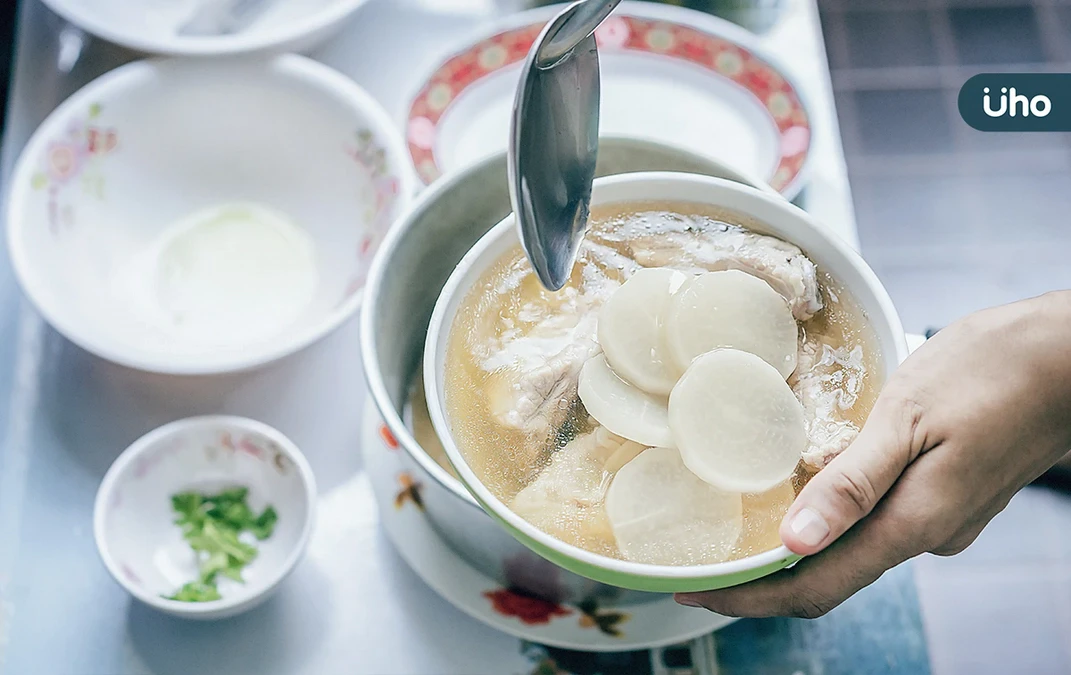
[361,399,734,652]
[407,13,811,196]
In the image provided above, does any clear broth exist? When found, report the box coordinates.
[441,202,884,564]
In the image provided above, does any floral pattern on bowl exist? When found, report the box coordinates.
[7,56,415,374]
[341,128,405,303]
[30,102,118,234]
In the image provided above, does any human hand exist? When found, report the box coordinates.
[676,291,1071,618]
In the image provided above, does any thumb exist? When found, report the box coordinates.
[780,394,923,555]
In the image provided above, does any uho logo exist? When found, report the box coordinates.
[959,74,1070,132]
[982,87,1051,118]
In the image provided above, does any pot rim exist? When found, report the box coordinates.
[360,156,491,511]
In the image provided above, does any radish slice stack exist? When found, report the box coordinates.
[573,266,810,563]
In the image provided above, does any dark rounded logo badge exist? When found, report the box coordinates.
[959,74,1069,132]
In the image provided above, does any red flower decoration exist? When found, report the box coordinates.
[379,424,399,450]
[483,588,572,625]
[87,127,117,154]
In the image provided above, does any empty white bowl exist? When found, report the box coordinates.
[7,54,414,374]
[41,0,369,57]
[94,416,317,620]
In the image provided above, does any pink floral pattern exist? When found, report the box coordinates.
[32,102,118,234]
[594,16,631,49]
[218,432,291,475]
[340,128,403,303]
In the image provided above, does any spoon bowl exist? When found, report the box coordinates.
[508,0,622,291]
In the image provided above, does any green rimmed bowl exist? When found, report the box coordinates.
[424,171,909,593]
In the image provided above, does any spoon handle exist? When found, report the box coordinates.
[536,0,623,66]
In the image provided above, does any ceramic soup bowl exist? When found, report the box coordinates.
[424,171,909,594]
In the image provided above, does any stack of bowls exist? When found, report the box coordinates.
[359,137,889,605]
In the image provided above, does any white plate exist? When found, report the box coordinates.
[407,4,812,198]
[41,0,369,56]
[360,398,735,652]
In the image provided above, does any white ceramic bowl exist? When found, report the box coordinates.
[425,172,909,593]
[94,416,317,620]
[7,54,414,375]
[41,0,369,57]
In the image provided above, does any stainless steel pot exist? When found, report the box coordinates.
[361,137,768,606]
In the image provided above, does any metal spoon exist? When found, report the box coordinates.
[508,0,621,291]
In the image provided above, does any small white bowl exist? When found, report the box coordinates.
[7,54,414,375]
[41,0,369,57]
[94,416,317,620]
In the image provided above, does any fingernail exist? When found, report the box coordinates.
[675,596,702,608]
[789,507,830,548]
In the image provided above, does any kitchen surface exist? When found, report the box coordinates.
[1,1,1070,674]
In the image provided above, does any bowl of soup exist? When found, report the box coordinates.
[424,172,908,593]
[361,139,781,606]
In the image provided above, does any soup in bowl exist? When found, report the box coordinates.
[425,172,908,593]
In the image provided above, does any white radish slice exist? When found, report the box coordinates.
[598,267,688,395]
[665,270,798,379]
[578,354,673,448]
[669,348,806,494]
[605,447,744,566]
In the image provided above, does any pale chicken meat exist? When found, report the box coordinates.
[483,311,601,440]
[791,339,865,469]
[619,224,823,321]
[479,263,619,441]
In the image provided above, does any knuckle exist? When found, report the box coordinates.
[881,387,929,456]
[829,467,880,518]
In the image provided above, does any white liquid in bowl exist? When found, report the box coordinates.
[115,202,318,350]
